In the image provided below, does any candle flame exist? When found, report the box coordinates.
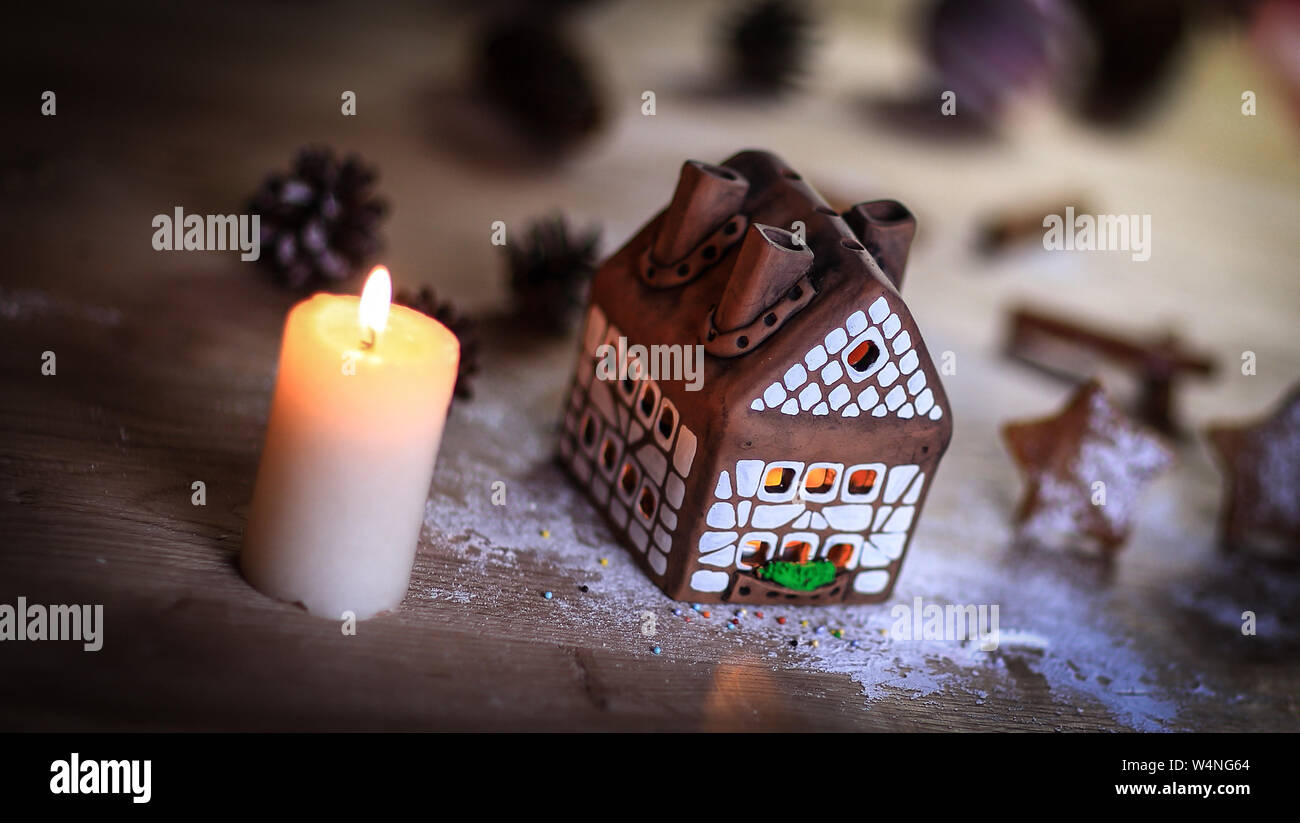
[359,266,392,338]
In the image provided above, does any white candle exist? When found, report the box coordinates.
[242,267,459,619]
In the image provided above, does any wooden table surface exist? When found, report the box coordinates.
[2,0,1298,731]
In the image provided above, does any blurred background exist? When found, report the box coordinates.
[5,0,1297,465]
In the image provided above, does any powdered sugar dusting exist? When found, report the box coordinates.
[413,325,1298,731]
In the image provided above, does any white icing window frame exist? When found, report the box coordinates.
[797,461,844,504]
[736,531,777,570]
[841,463,887,503]
[756,460,805,503]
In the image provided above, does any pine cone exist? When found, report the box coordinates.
[395,287,480,401]
[506,215,600,337]
[724,0,815,93]
[247,147,388,289]
[473,18,605,149]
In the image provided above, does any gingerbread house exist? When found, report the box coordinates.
[557,150,953,604]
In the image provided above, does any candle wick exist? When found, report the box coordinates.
[360,327,376,350]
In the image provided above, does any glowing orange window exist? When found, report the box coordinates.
[804,467,837,495]
[848,468,878,496]
[782,540,813,564]
[764,467,796,494]
[847,340,881,372]
[620,463,639,496]
[740,538,771,567]
[826,543,855,568]
[638,486,657,519]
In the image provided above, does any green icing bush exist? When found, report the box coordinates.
[756,560,836,591]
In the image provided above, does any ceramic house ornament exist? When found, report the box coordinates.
[558,150,953,604]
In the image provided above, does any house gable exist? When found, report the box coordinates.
[748,293,946,422]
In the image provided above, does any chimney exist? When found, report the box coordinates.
[844,200,916,291]
[652,161,750,265]
[715,224,813,333]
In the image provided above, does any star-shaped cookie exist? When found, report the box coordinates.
[1002,379,1173,555]
[1206,384,1300,556]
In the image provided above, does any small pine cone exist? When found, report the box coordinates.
[247,147,388,290]
[506,215,600,336]
[395,287,480,401]
[473,18,605,149]
[724,0,815,94]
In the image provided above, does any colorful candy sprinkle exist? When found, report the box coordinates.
[777,616,786,625]
[540,529,550,538]
[652,646,662,655]
[542,591,553,600]
[599,557,609,567]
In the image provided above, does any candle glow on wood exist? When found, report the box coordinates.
[241,266,459,619]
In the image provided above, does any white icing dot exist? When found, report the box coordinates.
[899,350,919,374]
[868,296,890,323]
[673,427,697,476]
[883,465,919,503]
[628,521,649,551]
[805,345,828,371]
[892,330,912,355]
[691,570,730,593]
[907,370,926,395]
[714,471,732,499]
[884,506,915,533]
[699,531,737,552]
[903,472,925,504]
[828,384,851,410]
[764,382,786,408]
[784,364,807,390]
[798,383,822,410]
[882,313,901,339]
[821,360,843,385]
[885,385,907,410]
[699,547,735,567]
[869,533,907,560]
[665,474,685,508]
[706,502,736,528]
[915,388,934,414]
[854,570,890,594]
[648,549,668,574]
